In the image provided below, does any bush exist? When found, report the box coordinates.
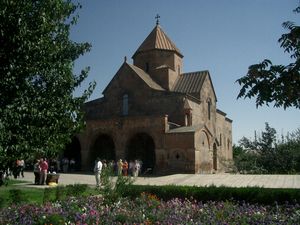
[122,185,300,205]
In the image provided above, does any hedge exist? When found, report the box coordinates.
[122,185,300,204]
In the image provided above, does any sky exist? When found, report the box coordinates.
[70,0,299,144]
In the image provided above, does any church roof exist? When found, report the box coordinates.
[127,64,165,91]
[173,70,217,101]
[132,25,183,58]
[102,62,164,95]
[173,71,208,93]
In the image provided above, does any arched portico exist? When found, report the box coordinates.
[90,134,116,167]
[126,132,156,174]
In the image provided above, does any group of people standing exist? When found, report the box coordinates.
[33,158,49,185]
[93,158,142,188]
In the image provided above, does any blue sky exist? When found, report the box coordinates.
[71,0,299,144]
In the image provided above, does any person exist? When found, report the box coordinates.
[122,160,128,176]
[33,159,41,184]
[129,160,134,176]
[62,157,69,173]
[117,159,123,176]
[94,158,102,188]
[69,158,75,172]
[133,160,141,177]
[39,158,48,185]
[19,159,25,178]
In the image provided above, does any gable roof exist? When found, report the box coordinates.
[127,64,165,91]
[132,25,183,58]
[172,70,217,101]
[102,62,164,95]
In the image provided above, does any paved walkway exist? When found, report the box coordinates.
[13,172,300,189]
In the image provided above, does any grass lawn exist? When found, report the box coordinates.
[0,179,98,209]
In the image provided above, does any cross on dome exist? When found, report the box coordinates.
[155,14,160,25]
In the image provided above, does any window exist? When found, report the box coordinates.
[207,100,211,120]
[178,65,180,75]
[145,63,149,72]
[185,112,192,126]
[122,94,128,116]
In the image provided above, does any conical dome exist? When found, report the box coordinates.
[132,25,183,58]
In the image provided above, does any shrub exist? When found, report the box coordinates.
[122,185,300,204]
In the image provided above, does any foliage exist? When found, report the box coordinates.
[234,124,300,174]
[123,185,300,205]
[0,0,95,172]
[99,166,134,205]
[0,193,299,224]
[236,6,300,109]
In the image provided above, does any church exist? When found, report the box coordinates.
[72,20,233,174]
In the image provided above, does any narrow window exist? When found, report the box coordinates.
[122,94,128,116]
[220,134,222,146]
[178,65,180,75]
[145,63,149,72]
[207,100,211,120]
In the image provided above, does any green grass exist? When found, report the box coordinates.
[0,180,99,209]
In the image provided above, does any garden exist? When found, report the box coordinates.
[0,174,300,225]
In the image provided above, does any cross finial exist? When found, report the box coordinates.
[155,14,160,25]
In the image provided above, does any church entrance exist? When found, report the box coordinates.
[90,134,116,167]
[126,133,156,174]
[213,143,217,171]
[63,137,82,171]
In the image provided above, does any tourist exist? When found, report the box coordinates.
[69,158,76,172]
[129,160,134,176]
[133,160,141,177]
[122,160,128,176]
[117,159,123,176]
[39,158,48,185]
[19,159,25,178]
[94,157,102,188]
[62,157,69,173]
[33,159,40,184]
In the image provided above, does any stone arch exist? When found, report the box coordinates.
[200,130,210,149]
[126,132,156,174]
[213,143,217,171]
[90,133,116,167]
[63,136,82,171]
[198,130,211,172]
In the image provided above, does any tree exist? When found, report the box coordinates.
[0,0,95,172]
[236,6,300,109]
[234,124,300,174]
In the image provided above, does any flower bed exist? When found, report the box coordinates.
[0,193,299,224]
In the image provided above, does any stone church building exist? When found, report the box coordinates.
[67,22,233,174]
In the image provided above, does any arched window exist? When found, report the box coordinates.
[122,94,128,116]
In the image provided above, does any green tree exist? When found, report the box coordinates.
[0,0,95,172]
[236,6,300,109]
[235,124,300,174]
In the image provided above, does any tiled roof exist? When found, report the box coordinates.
[127,63,165,91]
[173,71,208,93]
[133,25,183,58]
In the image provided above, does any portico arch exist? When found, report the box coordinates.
[90,134,116,166]
[126,132,156,174]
